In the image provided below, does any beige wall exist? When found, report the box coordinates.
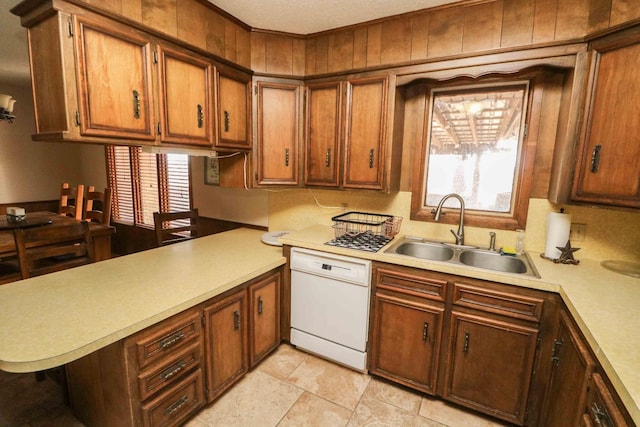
[0,82,106,204]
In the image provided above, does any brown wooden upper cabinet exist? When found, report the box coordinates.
[572,27,640,208]
[255,79,303,186]
[305,81,344,187]
[216,68,252,150]
[157,46,214,146]
[75,16,156,141]
[304,75,400,191]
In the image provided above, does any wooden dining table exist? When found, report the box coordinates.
[0,211,115,261]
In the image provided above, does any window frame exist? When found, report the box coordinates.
[106,146,192,227]
[410,70,545,231]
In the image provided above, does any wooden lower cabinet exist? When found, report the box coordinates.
[65,268,282,427]
[368,262,557,426]
[369,265,445,394]
[443,311,538,424]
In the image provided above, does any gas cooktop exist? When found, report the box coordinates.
[325,230,393,253]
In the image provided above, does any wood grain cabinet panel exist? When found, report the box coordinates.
[216,68,252,150]
[75,15,156,140]
[304,81,343,187]
[157,46,214,146]
[572,27,640,208]
[248,270,282,367]
[255,79,303,186]
[203,287,248,401]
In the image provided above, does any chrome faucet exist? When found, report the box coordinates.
[433,193,465,246]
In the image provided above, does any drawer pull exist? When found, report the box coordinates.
[132,90,141,119]
[160,360,187,382]
[165,394,189,416]
[197,104,204,128]
[422,322,429,342]
[224,110,230,132]
[325,148,331,167]
[368,148,375,168]
[257,296,263,315]
[233,310,240,331]
[158,331,185,350]
[463,331,470,353]
[285,148,290,167]
[590,144,602,173]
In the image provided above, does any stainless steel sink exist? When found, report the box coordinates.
[459,249,527,274]
[391,241,455,261]
[385,236,540,278]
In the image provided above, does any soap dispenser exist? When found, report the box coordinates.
[515,229,525,255]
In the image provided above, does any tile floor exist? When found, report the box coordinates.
[0,344,512,427]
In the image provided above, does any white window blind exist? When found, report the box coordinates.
[106,146,191,226]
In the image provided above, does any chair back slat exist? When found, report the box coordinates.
[84,186,112,225]
[59,183,84,220]
[153,209,199,247]
[14,221,95,279]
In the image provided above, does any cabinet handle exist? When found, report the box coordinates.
[422,322,429,342]
[197,104,204,128]
[551,339,563,366]
[158,331,185,349]
[233,310,240,331]
[325,148,331,167]
[369,148,375,168]
[74,111,80,127]
[590,144,602,173]
[165,394,189,416]
[257,296,263,315]
[132,90,141,119]
[591,402,612,426]
[285,148,290,167]
[224,110,230,132]
[463,331,470,353]
[160,359,187,381]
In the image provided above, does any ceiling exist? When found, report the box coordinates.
[0,0,464,85]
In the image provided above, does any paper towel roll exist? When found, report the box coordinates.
[544,212,571,259]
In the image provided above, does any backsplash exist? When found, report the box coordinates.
[268,189,640,263]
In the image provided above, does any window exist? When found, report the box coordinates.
[106,146,191,226]
[411,72,543,230]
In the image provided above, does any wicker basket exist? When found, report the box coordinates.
[331,212,403,239]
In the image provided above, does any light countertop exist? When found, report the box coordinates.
[0,228,285,374]
[280,225,640,424]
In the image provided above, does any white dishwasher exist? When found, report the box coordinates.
[290,247,372,372]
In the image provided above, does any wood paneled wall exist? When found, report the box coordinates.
[252,0,640,77]
[76,0,252,68]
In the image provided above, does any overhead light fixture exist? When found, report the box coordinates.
[0,94,16,123]
[141,145,219,157]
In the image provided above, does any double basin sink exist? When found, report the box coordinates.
[384,236,540,278]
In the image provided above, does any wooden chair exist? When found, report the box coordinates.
[84,186,112,225]
[153,209,199,247]
[59,183,84,220]
[14,221,95,279]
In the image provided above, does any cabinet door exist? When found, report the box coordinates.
[444,312,538,425]
[203,289,248,401]
[75,16,155,140]
[248,271,282,367]
[157,46,214,146]
[572,33,640,207]
[369,292,443,395]
[216,69,251,150]
[343,76,388,189]
[256,80,302,186]
[541,309,596,427]
[585,373,634,427]
[304,81,343,187]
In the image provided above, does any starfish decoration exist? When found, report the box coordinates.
[556,240,580,262]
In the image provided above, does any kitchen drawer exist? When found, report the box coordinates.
[375,265,447,303]
[452,282,544,323]
[137,340,202,402]
[129,309,202,371]
[141,368,205,427]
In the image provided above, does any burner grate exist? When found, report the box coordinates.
[325,230,393,253]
